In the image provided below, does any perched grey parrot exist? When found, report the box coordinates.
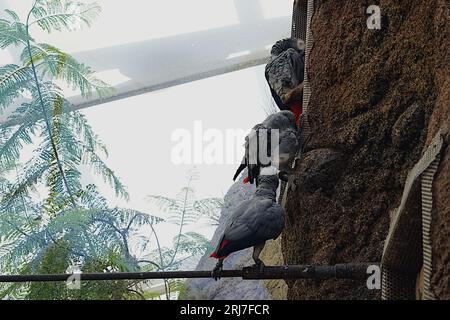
[211,174,285,278]
[265,38,305,126]
[233,111,299,185]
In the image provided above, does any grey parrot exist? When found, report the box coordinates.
[233,110,299,185]
[210,174,285,278]
[265,38,305,126]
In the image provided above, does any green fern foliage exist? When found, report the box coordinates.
[0,1,163,300]
[30,0,101,32]
[22,44,113,98]
[0,16,30,49]
[173,232,212,256]
[0,0,117,206]
[146,174,222,272]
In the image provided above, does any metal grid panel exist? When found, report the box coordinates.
[421,156,440,300]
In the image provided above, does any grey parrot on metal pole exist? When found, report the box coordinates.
[233,110,299,185]
[210,173,285,279]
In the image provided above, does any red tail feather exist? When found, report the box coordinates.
[290,103,302,126]
[219,239,229,250]
[210,239,230,259]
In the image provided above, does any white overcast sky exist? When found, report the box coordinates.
[82,65,269,209]
[1,0,292,51]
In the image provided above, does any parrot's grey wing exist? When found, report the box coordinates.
[246,124,266,184]
[286,48,303,86]
[226,199,252,224]
[256,203,285,240]
[232,161,246,181]
[224,218,253,243]
[265,61,288,110]
[224,198,268,242]
[233,123,264,182]
[225,199,284,243]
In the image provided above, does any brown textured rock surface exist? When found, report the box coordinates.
[427,1,450,300]
[431,143,450,300]
[283,0,449,299]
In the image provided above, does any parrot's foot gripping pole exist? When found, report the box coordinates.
[211,259,224,281]
[251,259,266,273]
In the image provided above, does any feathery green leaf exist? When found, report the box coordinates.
[30,0,101,33]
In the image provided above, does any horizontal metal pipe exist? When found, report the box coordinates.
[0,263,379,283]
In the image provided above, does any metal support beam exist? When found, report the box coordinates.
[0,263,379,283]
[0,57,269,129]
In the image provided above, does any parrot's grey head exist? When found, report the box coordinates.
[270,38,305,56]
[264,110,297,130]
[279,110,297,128]
[256,174,279,190]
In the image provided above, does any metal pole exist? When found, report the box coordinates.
[0,263,379,283]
